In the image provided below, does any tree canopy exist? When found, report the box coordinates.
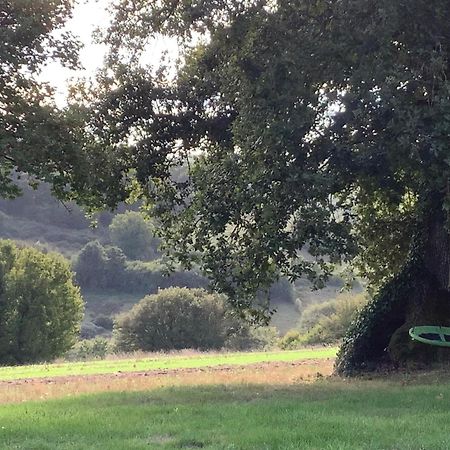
[84,0,450,318]
[0,0,130,208]
[77,0,450,372]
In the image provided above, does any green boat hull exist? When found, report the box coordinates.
[409,326,450,348]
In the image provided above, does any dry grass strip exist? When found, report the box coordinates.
[0,358,334,404]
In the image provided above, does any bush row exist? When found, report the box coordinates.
[65,290,367,362]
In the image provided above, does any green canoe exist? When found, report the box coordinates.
[409,326,450,347]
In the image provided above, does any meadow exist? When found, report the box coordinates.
[0,349,450,449]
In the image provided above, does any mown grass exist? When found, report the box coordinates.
[0,348,336,381]
[1,377,450,449]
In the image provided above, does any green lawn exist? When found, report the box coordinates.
[1,378,450,449]
[0,348,336,381]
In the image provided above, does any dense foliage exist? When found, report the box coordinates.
[0,240,83,364]
[80,0,448,311]
[114,287,265,352]
[74,241,126,290]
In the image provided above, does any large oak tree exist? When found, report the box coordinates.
[76,0,450,372]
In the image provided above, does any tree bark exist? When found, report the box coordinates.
[423,211,450,292]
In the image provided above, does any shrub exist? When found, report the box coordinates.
[123,261,208,293]
[0,240,84,364]
[93,315,114,331]
[114,288,227,352]
[73,241,109,289]
[298,300,338,332]
[225,325,279,351]
[114,287,258,352]
[279,293,368,349]
[65,338,109,361]
[80,322,106,339]
[109,211,159,260]
[73,241,128,290]
[279,330,302,350]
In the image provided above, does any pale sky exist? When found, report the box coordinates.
[41,0,178,106]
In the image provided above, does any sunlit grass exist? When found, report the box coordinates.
[0,347,337,381]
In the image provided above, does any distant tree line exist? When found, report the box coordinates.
[73,241,207,294]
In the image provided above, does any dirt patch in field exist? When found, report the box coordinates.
[0,359,334,404]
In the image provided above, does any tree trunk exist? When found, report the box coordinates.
[335,199,450,375]
[423,211,450,292]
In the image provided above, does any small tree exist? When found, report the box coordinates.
[109,212,159,261]
[0,241,84,364]
[73,241,108,289]
[114,287,245,352]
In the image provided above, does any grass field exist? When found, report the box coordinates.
[0,348,336,381]
[1,348,449,449]
[1,376,450,449]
